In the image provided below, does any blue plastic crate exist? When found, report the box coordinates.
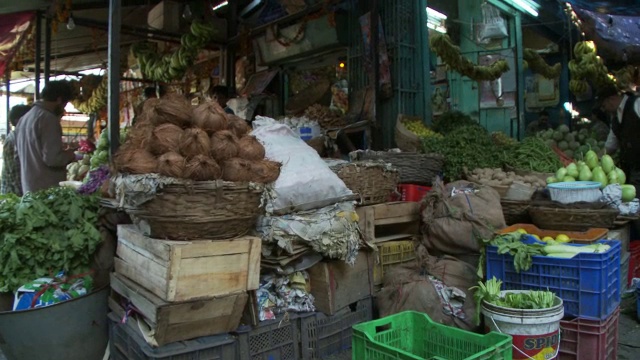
[486,239,620,320]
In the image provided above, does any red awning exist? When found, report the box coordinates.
[0,11,36,80]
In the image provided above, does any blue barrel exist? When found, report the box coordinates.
[0,286,109,360]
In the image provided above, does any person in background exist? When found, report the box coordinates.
[525,110,551,136]
[600,86,640,188]
[210,85,235,115]
[1,105,32,195]
[15,81,78,193]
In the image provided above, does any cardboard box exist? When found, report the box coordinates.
[115,225,260,302]
[308,251,374,315]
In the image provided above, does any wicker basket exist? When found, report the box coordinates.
[501,199,531,225]
[351,150,444,186]
[394,114,422,152]
[124,181,265,240]
[528,206,619,231]
[331,161,399,206]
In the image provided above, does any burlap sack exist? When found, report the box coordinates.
[377,262,477,331]
[421,179,505,263]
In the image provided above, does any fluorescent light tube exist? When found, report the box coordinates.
[511,0,539,17]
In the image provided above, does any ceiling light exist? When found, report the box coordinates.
[212,1,228,11]
[509,0,539,17]
[426,7,447,33]
[427,7,447,21]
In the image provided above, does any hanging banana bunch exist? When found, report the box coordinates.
[523,49,561,79]
[429,34,510,82]
[569,40,616,96]
[71,75,108,114]
[131,20,219,83]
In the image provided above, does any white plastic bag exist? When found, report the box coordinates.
[252,116,353,214]
[478,3,508,44]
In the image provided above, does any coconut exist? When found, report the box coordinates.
[184,154,222,181]
[210,130,239,162]
[114,147,158,175]
[250,160,282,183]
[121,121,154,152]
[193,102,229,134]
[179,127,211,159]
[222,158,253,182]
[157,152,186,178]
[146,94,193,127]
[228,115,251,138]
[150,123,184,155]
[237,135,265,161]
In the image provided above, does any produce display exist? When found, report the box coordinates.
[430,34,510,81]
[485,231,611,273]
[303,104,345,129]
[78,165,110,196]
[569,41,615,96]
[401,118,442,139]
[114,94,280,183]
[468,168,547,188]
[537,125,605,159]
[503,137,563,173]
[491,132,518,148]
[523,48,562,79]
[0,187,101,292]
[472,277,556,324]
[547,149,636,199]
[71,75,107,114]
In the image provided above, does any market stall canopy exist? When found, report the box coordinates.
[574,6,640,65]
[0,11,36,79]
[565,0,640,16]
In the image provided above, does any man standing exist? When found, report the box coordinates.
[15,81,77,193]
[1,104,31,195]
[525,110,552,137]
[600,86,640,188]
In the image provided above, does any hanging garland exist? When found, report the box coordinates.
[131,20,218,83]
[522,49,561,79]
[430,34,509,81]
[52,0,72,35]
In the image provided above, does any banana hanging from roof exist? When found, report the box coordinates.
[131,20,219,82]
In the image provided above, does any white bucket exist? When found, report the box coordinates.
[481,290,564,360]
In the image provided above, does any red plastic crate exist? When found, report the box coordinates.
[559,307,620,360]
[397,184,431,202]
[630,241,640,286]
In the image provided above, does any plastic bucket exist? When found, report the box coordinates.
[0,285,109,360]
[482,290,564,360]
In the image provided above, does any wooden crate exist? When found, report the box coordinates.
[356,202,421,244]
[308,251,374,315]
[115,224,260,302]
[109,273,247,346]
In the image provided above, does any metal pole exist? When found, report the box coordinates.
[5,73,10,135]
[34,12,42,100]
[108,0,122,157]
[225,0,238,89]
[371,0,381,147]
[44,15,51,85]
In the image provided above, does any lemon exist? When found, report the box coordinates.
[542,236,554,242]
[516,228,528,235]
[556,234,571,243]
[531,234,541,240]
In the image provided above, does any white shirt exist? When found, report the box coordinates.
[605,95,640,152]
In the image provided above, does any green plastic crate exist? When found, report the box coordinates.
[352,311,512,360]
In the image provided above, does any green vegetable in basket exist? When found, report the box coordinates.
[578,167,592,181]
[566,163,579,179]
[622,184,636,202]
[484,232,545,273]
[556,167,567,180]
[543,243,611,259]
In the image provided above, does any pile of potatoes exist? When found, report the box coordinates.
[469,168,547,188]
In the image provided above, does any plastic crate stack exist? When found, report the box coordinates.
[486,237,622,360]
[108,224,261,359]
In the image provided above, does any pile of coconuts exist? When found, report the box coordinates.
[114,94,280,183]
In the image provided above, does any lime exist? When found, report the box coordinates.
[542,236,555,242]
[516,228,528,235]
[531,234,541,240]
[556,234,571,243]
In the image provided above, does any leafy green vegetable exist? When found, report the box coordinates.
[431,111,483,135]
[484,231,545,273]
[0,187,101,292]
[471,277,556,325]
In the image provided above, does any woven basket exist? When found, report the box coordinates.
[501,199,531,225]
[394,114,422,152]
[124,181,264,240]
[351,150,444,186]
[331,161,399,206]
[529,206,619,231]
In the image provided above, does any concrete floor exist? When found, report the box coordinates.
[618,295,640,360]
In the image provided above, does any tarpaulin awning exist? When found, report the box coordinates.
[566,1,640,16]
[0,11,36,80]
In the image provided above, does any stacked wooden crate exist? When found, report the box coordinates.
[356,201,421,289]
[109,224,260,346]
